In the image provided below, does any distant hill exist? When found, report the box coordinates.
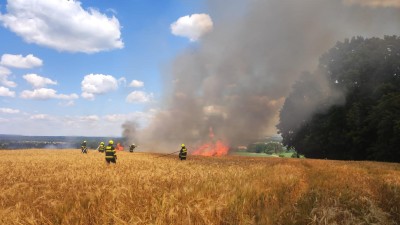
[0,134,125,149]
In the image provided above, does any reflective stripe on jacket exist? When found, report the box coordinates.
[180,147,187,158]
[99,144,105,151]
[105,145,116,158]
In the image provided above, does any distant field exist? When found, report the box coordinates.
[232,152,299,158]
[231,151,278,157]
[1,150,399,225]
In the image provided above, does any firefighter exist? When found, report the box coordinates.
[98,142,105,153]
[129,143,136,153]
[105,140,117,164]
[179,143,187,160]
[81,140,88,154]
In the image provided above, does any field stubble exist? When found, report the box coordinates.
[0,150,399,225]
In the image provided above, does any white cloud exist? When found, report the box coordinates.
[59,100,75,107]
[30,114,51,120]
[103,111,156,126]
[20,88,79,100]
[171,14,213,41]
[0,107,20,114]
[0,54,43,68]
[81,74,118,100]
[0,86,15,97]
[0,67,10,76]
[126,91,153,103]
[23,74,57,88]
[0,0,123,53]
[0,66,16,87]
[129,79,144,88]
[343,0,400,8]
[80,115,100,122]
[118,77,127,86]
[103,114,129,122]
[81,92,95,100]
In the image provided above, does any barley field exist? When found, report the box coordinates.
[0,150,399,225]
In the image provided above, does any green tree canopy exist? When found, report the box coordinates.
[277,36,400,162]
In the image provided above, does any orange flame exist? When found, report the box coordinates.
[116,143,124,151]
[192,127,229,156]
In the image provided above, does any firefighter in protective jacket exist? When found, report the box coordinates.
[179,144,187,160]
[105,140,117,164]
[98,142,105,153]
[129,143,136,153]
[81,140,88,154]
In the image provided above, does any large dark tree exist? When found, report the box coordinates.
[277,36,400,162]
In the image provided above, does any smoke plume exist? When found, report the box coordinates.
[122,121,138,146]
[343,0,400,8]
[124,0,400,152]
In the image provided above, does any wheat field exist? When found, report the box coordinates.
[0,149,399,225]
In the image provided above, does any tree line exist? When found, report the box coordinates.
[278,36,400,162]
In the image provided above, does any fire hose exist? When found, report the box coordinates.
[153,150,181,158]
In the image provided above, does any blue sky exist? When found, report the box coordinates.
[0,0,212,136]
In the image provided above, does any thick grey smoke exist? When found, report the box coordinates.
[125,0,400,152]
[122,121,138,146]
